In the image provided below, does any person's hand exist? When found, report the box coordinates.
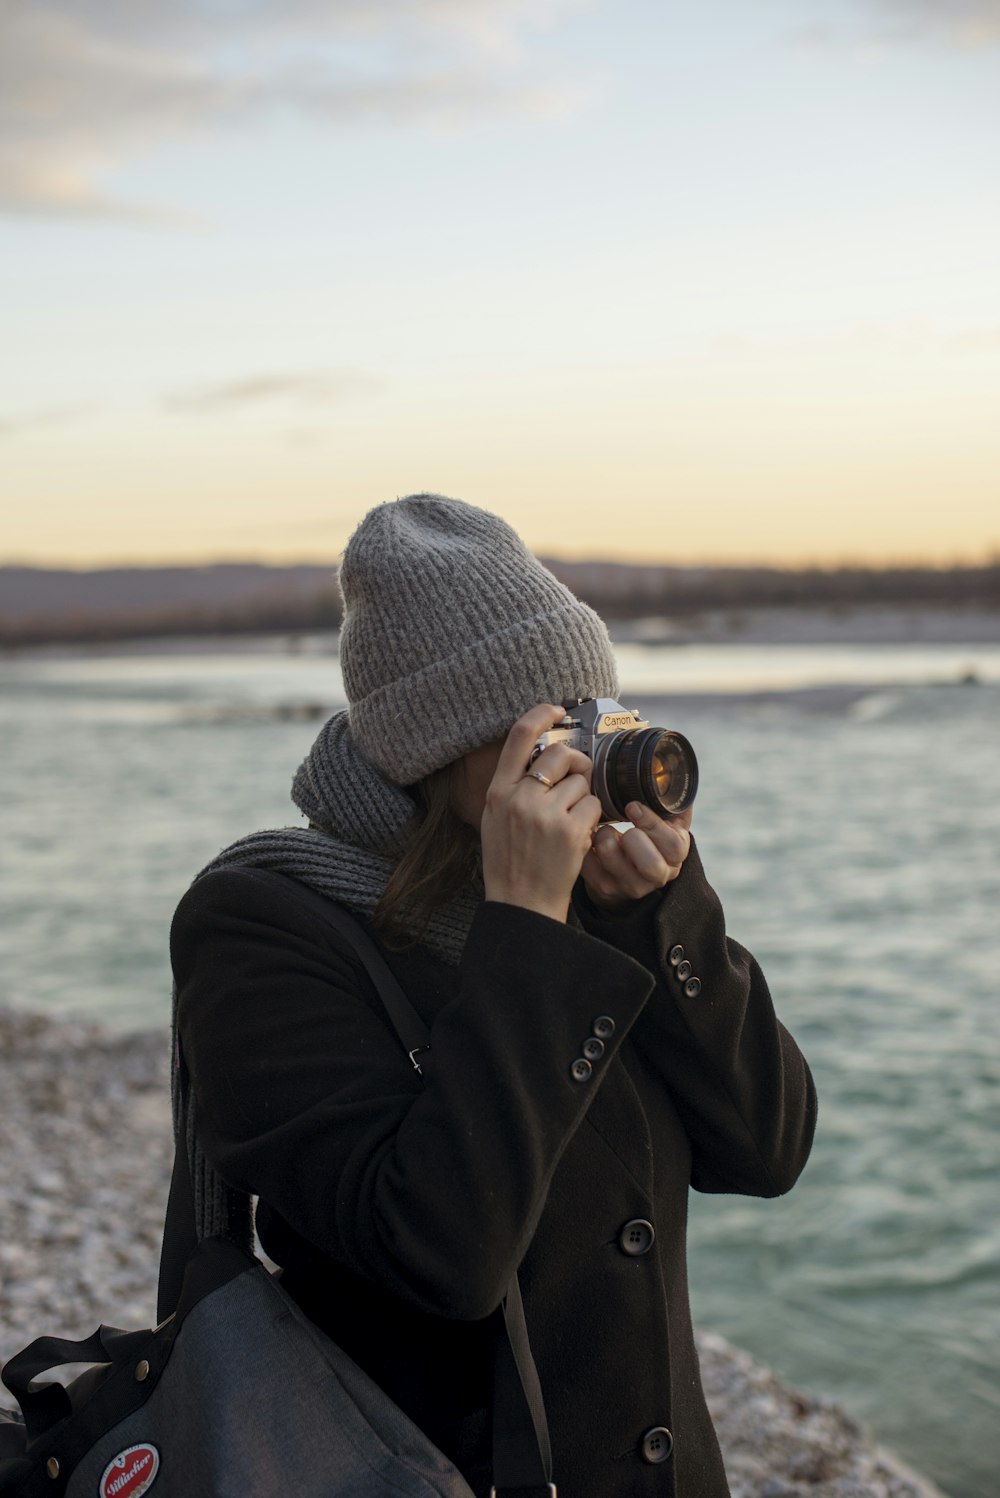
[580,803,693,916]
[481,704,604,924]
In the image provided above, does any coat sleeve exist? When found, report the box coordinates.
[571,837,817,1198]
[171,870,656,1321]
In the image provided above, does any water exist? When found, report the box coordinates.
[2,634,998,1498]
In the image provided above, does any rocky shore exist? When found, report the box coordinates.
[0,1009,948,1498]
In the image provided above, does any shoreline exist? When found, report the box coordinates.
[611,603,1000,647]
[2,602,999,658]
[0,1007,948,1498]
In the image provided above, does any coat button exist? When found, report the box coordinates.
[675,959,693,982]
[641,1426,673,1463]
[570,1058,593,1083]
[618,1218,655,1257]
[668,944,684,967]
[684,976,702,998]
[592,1015,616,1039]
[582,1037,605,1062]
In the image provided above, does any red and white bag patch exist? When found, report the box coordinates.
[98,1444,160,1498]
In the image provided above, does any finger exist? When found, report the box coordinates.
[527,742,593,787]
[588,835,657,901]
[658,804,694,836]
[569,793,605,838]
[625,802,692,866]
[619,826,675,885]
[494,704,567,787]
[582,846,627,905]
[592,824,622,854]
[547,773,599,816]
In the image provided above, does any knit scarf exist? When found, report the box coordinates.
[194,708,484,964]
[168,708,484,1258]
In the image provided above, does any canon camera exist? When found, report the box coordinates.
[529,698,698,824]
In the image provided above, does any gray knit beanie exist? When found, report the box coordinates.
[338,493,619,785]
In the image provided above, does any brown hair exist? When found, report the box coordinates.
[371,760,480,948]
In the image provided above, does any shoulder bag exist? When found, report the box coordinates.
[0,888,556,1498]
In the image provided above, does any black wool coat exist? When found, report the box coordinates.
[170,838,817,1498]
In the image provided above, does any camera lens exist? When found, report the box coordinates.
[602,728,698,820]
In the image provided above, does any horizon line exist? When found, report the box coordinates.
[1,550,999,575]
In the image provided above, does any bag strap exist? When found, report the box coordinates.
[492,1276,555,1498]
[156,1121,198,1327]
[1,1326,153,1445]
[286,888,554,1496]
[161,874,554,1497]
[301,898,432,1075]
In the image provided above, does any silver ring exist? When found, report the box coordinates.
[528,769,554,788]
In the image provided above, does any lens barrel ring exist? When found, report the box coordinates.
[603,728,698,821]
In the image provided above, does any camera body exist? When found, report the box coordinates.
[530,697,698,823]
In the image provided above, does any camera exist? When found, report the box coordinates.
[530,698,698,823]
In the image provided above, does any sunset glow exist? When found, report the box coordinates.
[2,0,998,567]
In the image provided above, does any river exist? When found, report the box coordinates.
[1,632,997,1498]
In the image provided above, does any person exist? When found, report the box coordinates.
[169,493,817,1498]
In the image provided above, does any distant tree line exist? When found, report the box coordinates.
[549,559,1000,620]
[0,560,996,647]
[0,590,343,647]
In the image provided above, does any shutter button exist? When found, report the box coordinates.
[618,1219,655,1257]
[641,1426,673,1463]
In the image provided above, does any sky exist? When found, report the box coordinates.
[1,0,998,569]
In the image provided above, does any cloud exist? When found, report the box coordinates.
[163,369,381,413]
[788,0,1000,53]
[943,327,1000,353]
[0,373,379,440]
[844,320,1000,355]
[874,0,1000,45]
[0,402,97,438]
[703,322,1000,359]
[0,0,593,220]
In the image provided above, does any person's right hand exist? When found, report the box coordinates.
[480,704,604,924]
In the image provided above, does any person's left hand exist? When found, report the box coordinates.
[580,803,693,915]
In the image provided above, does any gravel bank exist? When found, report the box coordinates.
[0,1009,947,1498]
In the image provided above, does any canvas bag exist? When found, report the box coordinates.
[0,889,555,1498]
[0,1235,479,1498]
